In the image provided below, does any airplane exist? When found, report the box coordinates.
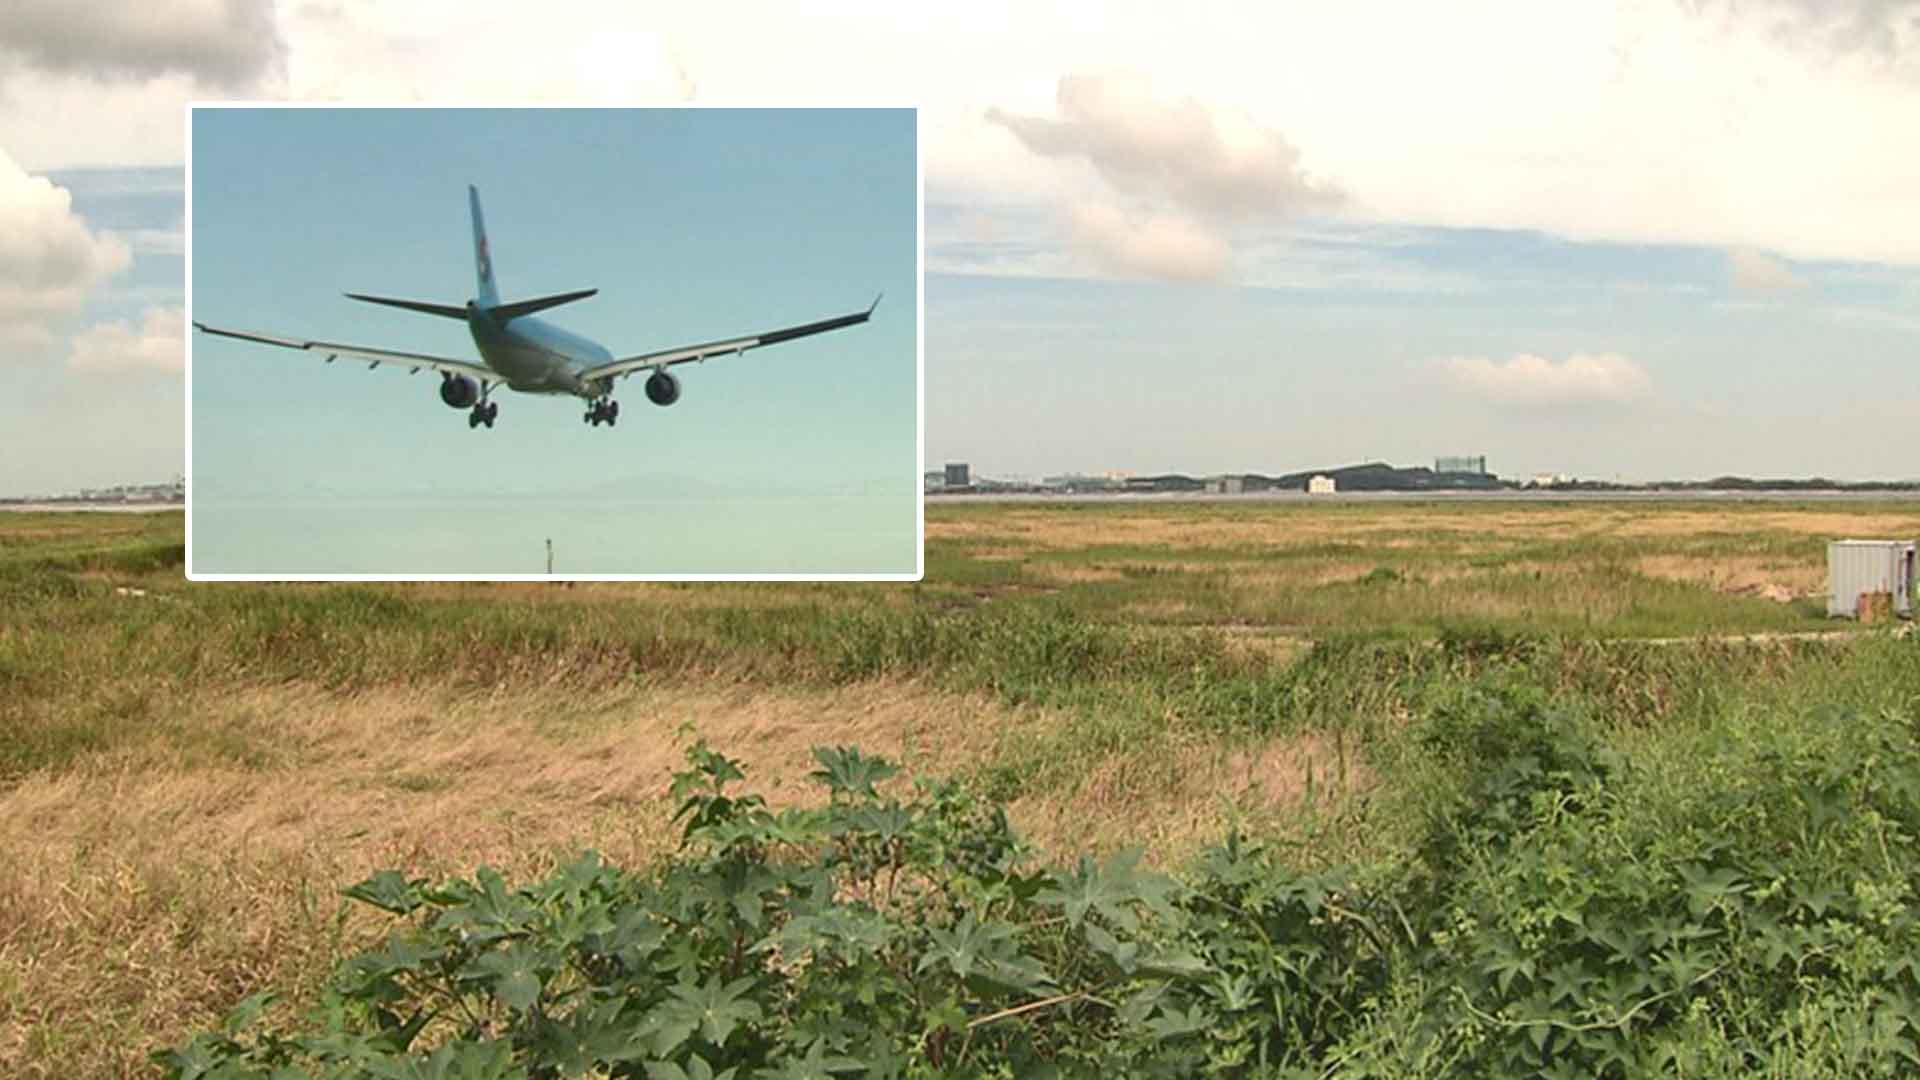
[193,185,879,430]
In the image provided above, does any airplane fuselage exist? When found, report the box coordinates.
[465,303,614,398]
[194,184,874,431]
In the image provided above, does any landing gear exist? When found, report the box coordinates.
[468,400,498,429]
[584,398,619,427]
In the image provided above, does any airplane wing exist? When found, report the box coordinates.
[579,294,881,384]
[193,322,498,384]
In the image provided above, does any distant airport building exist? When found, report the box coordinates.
[1436,455,1488,475]
[944,463,971,488]
[1307,475,1337,495]
[1044,473,1120,492]
[1206,475,1245,495]
[1126,475,1205,493]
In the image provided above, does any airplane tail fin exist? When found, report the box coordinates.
[345,292,467,319]
[470,184,501,307]
[489,288,599,321]
[339,189,596,325]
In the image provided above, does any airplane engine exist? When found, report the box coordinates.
[439,373,479,409]
[645,370,681,406]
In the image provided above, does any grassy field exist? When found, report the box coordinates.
[3,500,1919,1075]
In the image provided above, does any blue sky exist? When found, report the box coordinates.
[924,213,1920,481]
[188,107,917,574]
[4,1,1920,504]
[0,165,184,496]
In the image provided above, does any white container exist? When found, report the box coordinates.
[1827,540,1916,618]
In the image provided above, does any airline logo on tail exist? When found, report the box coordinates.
[477,235,492,283]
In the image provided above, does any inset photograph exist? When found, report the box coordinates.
[189,106,918,578]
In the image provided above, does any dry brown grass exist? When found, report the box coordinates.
[1634,554,1824,599]
[0,679,1069,1077]
[928,504,1920,555]
[10,663,1362,1077]
[1010,729,1373,860]
[1609,510,1920,539]
[0,665,1375,1074]
[927,507,1539,552]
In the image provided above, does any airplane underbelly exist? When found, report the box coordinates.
[497,342,550,381]
[480,341,566,390]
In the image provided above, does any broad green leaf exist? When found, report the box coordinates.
[644,976,763,1055]
[464,945,546,1011]
[810,745,900,800]
[220,991,278,1035]
[1035,849,1177,932]
[342,870,428,915]
[751,1038,866,1080]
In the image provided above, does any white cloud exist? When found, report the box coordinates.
[1435,352,1653,407]
[4,0,1920,268]
[0,0,283,88]
[1685,0,1920,71]
[987,72,1341,222]
[0,2,694,169]
[1068,204,1231,282]
[0,149,131,334]
[1729,247,1804,290]
[67,306,184,373]
[277,2,692,101]
[986,72,1339,284]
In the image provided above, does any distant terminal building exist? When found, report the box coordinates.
[1044,473,1121,492]
[944,463,971,488]
[1307,475,1337,495]
[1206,475,1245,495]
[1436,455,1488,475]
[1125,475,1205,493]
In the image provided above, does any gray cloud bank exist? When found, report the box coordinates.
[0,0,283,88]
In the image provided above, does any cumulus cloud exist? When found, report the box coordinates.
[1436,353,1653,407]
[67,306,183,373]
[0,150,131,334]
[0,0,283,89]
[1677,0,1920,87]
[986,72,1340,283]
[987,72,1342,222]
[1729,247,1804,290]
[1069,204,1231,282]
[279,5,693,101]
[1728,0,1918,65]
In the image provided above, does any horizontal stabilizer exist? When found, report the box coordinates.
[488,288,598,322]
[344,293,468,320]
